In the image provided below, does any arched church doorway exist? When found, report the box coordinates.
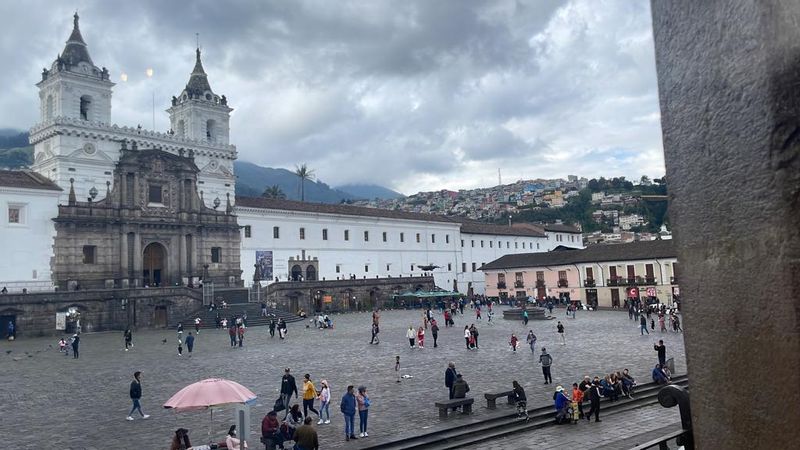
[306,266,317,281]
[143,243,167,287]
[290,265,302,281]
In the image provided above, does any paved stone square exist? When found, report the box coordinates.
[0,307,685,449]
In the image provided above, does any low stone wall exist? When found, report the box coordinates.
[263,276,436,313]
[0,287,203,337]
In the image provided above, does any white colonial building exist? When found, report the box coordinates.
[0,14,584,295]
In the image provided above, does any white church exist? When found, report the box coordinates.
[0,14,583,297]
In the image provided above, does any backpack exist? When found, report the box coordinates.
[541,354,552,366]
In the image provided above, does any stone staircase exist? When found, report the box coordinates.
[171,300,303,330]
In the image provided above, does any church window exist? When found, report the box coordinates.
[446,234,450,244]
[364,265,369,272]
[364,231,369,242]
[462,262,467,272]
[472,262,477,272]
[243,226,251,238]
[148,184,163,204]
[400,232,404,243]
[79,95,92,120]
[273,227,280,239]
[322,229,328,240]
[489,241,493,248]
[448,263,452,271]
[335,265,341,273]
[211,247,221,263]
[206,119,216,142]
[432,234,436,243]
[82,246,96,264]
[416,233,421,243]
[8,206,22,224]
[382,232,387,242]
[344,229,350,241]
[299,227,306,240]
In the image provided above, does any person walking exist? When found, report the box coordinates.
[269,318,276,338]
[340,385,357,441]
[650,317,656,331]
[281,368,299,420]
[557,321,565,344]
[470,324,480,349]
[586,378,602,422]
[185,332,195,356]
[417,326,425,349]
[640,314,649,335]
[124,329,133,351]
[356,386,370,438]
[406,326,416,348]
[71,334,80,359]
[194,317,201,334]
[370,322,380,344]
[177,337,183,356]
[539,348,553,384]
[126,371,150,421]
[526,330,537,353]
[302,374,320,420]
[510,333,519,352]
[395,356,401,383]
[445,362,458,400]
[318,379,331,424]
[659,314,667,332]
[522,309,529,325]
[654,339,667,367]
[278,318,287,339]
[237,324,245,348]
[431,319,439,348]
[463,326,470,349]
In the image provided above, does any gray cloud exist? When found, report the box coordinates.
[0,0,664,194]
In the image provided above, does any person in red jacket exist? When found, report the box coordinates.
[510,334,519,352]
[572,382,585,419]
[261,410,285,449]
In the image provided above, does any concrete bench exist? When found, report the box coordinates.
[484,390,515,409]
[434,398,474,418]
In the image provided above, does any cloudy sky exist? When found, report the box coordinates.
[0,0,665,194]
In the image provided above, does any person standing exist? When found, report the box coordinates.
[185,332,195,356]
[523,309,529,325]
[395,356,401,383]
[510,333,519,352]
[556,321,565,344]
[177,337,183,356]
[443,309,450,328]
[406,326,416,348]
[177,322,183,335]
[445,362,458,399]
[318,379,331,424]
[340,385,357,441]
[126,371,150,421]
[431,319,439,348]
[261,302,268,317]
[302,374,320,420]
[281,368,299,420]
[293,416,320,450]
[237,324,245,348]
[654,340,667,367]
[71,334,80,359]
[279,318,288,339]
[640,315,649,335]
[572,382,585,419]
[417,326,425,349]
[194,317,201,334]
[526,330,537,354]
[463,326,471,349]
[269,318,276,338]
[539,348,553,384]
[124,329,133,351]
[228,324,237,347]
[586,378,602,422]
[356,386,370,438]
[470,324,480,349]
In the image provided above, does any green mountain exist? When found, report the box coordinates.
[336,183,404,200]
[234,161,357,203]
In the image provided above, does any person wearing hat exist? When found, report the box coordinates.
[280,368,298,420]
[553,385,570,424]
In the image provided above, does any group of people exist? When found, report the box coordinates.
[269,318,289,339]
[631,302,682,335]
[551,369,638,425]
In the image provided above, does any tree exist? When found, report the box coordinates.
[640,175,651,185]
[261,184,286,199]
[294,163,315,202]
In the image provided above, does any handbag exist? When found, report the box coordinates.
[274,396,285,412]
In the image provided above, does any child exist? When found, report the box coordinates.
[58,338,67,353]
[395,356,401,383]
[510,334,519,352]
[571,383,584,421]
[417,326,425,349]
[468,332,477,350]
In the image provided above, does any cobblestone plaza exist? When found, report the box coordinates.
[0,307,685,449]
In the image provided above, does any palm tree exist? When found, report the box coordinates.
[261,184,286,200]
[294,163,315,202]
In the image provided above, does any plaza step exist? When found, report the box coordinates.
[171,302,304,330]
[360,375,689,450]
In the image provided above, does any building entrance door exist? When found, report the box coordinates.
[610,288,620,308]
[143,243,167,287]
[154,306,168,328]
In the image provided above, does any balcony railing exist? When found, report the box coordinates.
[557,279,569,288]
[607,277,658,286]
[514,281,524,288]
[642,276,657,285]
[584,278,596,287]
[496,281,507,289]
[535,280,546,288]
[607,277,625,286]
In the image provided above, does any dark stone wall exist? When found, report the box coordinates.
[263,276,436,313]
[651,1,800,447]
[0,287,203,337]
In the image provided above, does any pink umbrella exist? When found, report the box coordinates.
[164,378,257,413]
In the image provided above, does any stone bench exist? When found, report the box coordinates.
[434,398,474,418]
[484,390,515,409]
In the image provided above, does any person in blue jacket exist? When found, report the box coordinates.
[553,385,571,424]
[340,385,357,441]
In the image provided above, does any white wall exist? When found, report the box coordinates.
[458,233,550,294]
[0,187,60,292]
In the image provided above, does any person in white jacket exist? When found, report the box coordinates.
[406,326,416,348]
[318,379,331,424]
